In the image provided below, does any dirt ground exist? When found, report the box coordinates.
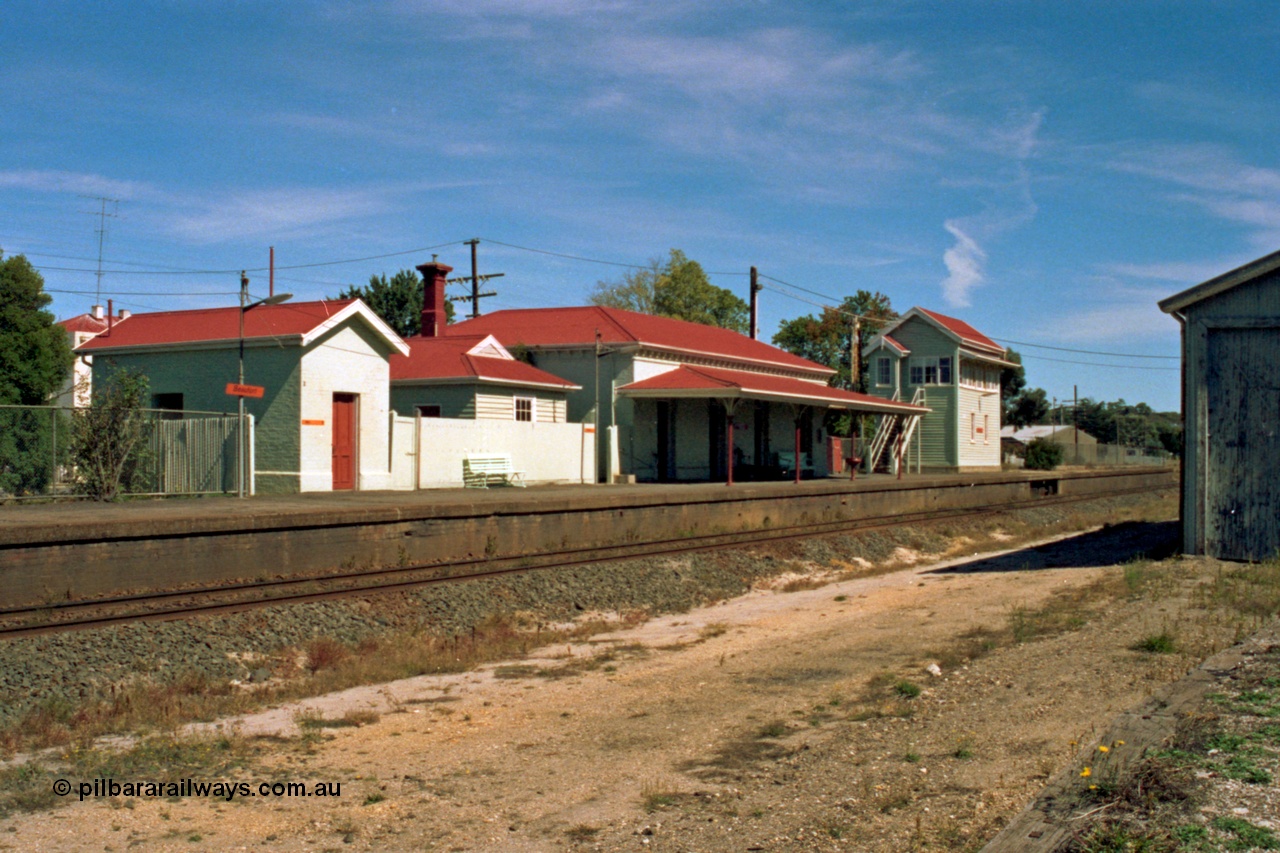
[3,518,1250,852]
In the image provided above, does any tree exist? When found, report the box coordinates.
[1005,387,1050,429]
[589,250,749,333]
[1000,349,1027,419]
[0,252,73,495]
[772,291,896,391]
[70,368,153,500]
[334,268,452,338]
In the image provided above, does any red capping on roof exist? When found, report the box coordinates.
[59,314,113,335]
[916,308,1004,355]
[448,306,832,376]
[77,300,360,350]
[619,365,930,414]
[881,335,908,354]
[391,336,579,388]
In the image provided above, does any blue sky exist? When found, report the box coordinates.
[5,2,1278,412]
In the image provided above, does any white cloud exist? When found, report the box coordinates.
[940,220,985,308]
[167,187,392,244]
[1033,303,1178,344]
[0,170,155,201]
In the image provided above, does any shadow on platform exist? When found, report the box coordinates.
[925,521,1180,575]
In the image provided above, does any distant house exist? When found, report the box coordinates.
[55,305,130,408]
[390,333,579,421]
[78,299,408,494]
[1159,248,1280,560]
[862,307,1013,472]
[445,291,926,483]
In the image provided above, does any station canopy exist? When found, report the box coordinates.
[617,365,930,415]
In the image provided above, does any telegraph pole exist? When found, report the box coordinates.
[748,266,761,340]
[452,239,503,318]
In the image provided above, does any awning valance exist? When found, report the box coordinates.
[617,365,930,416]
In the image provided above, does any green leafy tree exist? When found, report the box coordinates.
[1000,349,1028,418]
[772,291,896,437]
[772,291,896,392]
[0,252,73,495]
[334,269,453,338]
[590,250,749,333]
[1005,387,1050,429]
[71,368,154,500]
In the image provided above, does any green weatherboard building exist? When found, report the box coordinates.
[79,299,409,494]
[862,307,1012,472]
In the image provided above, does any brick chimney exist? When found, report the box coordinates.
[416,256,453,338]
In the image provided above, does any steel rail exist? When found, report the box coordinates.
[0,484,1169,640]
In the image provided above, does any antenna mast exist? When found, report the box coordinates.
[81,196,120,305]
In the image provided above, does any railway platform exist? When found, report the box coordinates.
[0,467,1176,608]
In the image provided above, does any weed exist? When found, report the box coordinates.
[296,709,380,730]
[363,792,385,806]
[757,721,789,739]
[640,780,681,813]
[894,680,922,699]
[565,824,599,841]
[903,751,920,763]
[304,637,349,673]
[1210,815,1280,850]
[1132,632,1178,654]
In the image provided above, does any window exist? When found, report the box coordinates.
[515,397,534,422]
[969,412,976,443]
[908,357,953,386]
[983,414,990,445]
[152,393,183,420]
[415,404,441,418]
[876,357,891,386]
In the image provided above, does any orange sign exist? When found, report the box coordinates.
[301,419,325,426]
[225,383,265,399]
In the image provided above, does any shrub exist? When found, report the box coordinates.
[1025,437,1064,470]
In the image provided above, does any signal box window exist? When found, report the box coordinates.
[515,397,534,422]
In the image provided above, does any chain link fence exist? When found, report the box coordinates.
[1003,441,1173,468]
[0,404,244,500]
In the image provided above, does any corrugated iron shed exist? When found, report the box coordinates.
[1160,249,1280,560]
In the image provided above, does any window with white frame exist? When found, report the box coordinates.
[969,412,976,443]
[876,357,891,386]
[908,356,952,386]
[983,414,989,445]
[514,396,534,422]
[960,359,1000,391]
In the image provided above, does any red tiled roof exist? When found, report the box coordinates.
[618,365,929,415]
[448,306,832,376]
[916,308,1004,355]
[391,336,579,389]
[77,300,375,350]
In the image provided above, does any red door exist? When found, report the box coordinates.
[332,393,357,490]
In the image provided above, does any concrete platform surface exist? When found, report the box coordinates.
[0,467,1170,548]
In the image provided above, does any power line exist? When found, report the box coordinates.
[1016,352,1178,371]
[28,241,467,276]
[993,338,1177,360]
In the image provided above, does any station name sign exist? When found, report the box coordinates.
[225,383,265,399]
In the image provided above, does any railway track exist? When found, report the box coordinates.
[0,484,1172,639]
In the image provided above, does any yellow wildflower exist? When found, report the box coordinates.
[1080,767,1091,778]
[1098,745,1109,753]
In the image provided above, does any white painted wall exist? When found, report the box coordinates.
[299,324,396,492]
[956,386,1001,469]
[389,416,596,488]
